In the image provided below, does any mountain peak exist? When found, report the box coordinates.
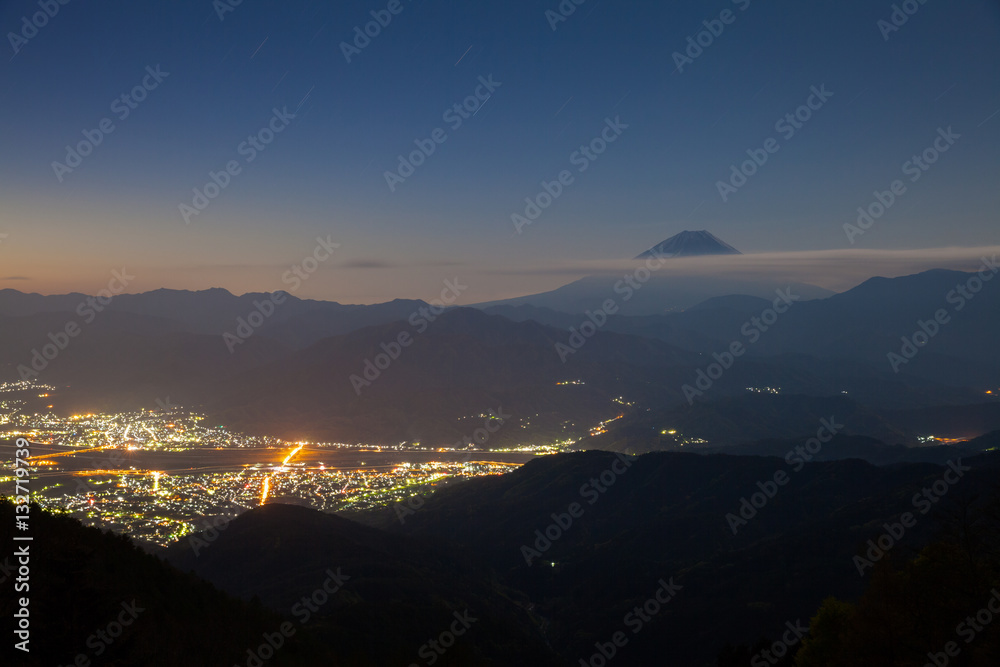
[634,230,742,259]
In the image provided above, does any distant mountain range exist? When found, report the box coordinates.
[1,265,998,445]
[6,255,1000,665]
[0,287,424,347]
[472,273,834,315]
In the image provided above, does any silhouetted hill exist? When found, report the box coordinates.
[883,403,1000,441]
[957,428,1000,452]
[472,273,833,315]
[0,287,428,349]
[624,270,999,391]
[751,270,1000,381]
[586,393,913,452]
[707,434,968,466]
[380,449,1000,665]
[588,395,1000,461]
[165,503,561,666]
[204,307,699,443]
[0,309,289,413]
[795,494,1000,665]
[482,268,1000,408]
[13,448,1000,666]
[0,499,333,666]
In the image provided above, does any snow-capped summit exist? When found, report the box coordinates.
[634,230,742,259]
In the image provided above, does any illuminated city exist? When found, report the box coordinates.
[0,380,553,547]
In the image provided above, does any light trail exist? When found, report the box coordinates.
[261,476,270,505]
[72,469,156,476]
[281,444,304,467]
[27,444,118,460]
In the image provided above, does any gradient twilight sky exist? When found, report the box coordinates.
[1,0,998,304]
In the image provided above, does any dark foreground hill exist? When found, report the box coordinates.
[0,499,334,667]
[165,503,561,666]
[382,450,1000,665]
[8,447,1000,665]
[1,497,559,666]
[161,449,1000,666]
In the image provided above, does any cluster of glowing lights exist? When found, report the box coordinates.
[589,414,624,437]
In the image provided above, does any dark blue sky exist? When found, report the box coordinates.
[1,0,998,303]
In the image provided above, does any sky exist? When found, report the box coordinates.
[0,0,998,304]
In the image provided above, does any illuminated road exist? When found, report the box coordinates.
[280,444,304,467]
[27,444,119,460]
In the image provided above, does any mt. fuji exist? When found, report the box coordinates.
[635,230,742,260]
